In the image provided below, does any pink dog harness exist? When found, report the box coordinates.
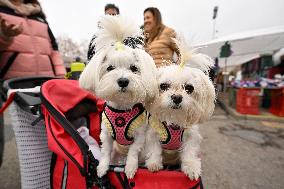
[102,104,146,145]
[149,117,184,150]
[161,123,184,150]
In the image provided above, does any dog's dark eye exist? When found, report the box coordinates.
[107,65,115,72]
[130,65,139,73]
[184,84,194,94]
[160,83,170,91]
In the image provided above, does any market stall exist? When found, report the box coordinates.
[229,77,284,116]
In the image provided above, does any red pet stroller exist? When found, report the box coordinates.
[3,77,203,189]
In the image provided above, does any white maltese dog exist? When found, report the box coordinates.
[79,16,158,179]
[145,40,216,180]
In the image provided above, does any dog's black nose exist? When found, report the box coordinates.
[117,78,129,88]
[171,94,183,105]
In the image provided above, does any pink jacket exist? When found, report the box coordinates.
[0,6,66,79]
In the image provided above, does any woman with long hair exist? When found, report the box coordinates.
[143,7,180,67]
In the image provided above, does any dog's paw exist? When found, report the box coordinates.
[146,160,163,172]
[181,158,201,180]
[97,162,109,178]
[125,162,138,179]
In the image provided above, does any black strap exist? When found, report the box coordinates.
[47,24,59,50]
[39,18,58,51]
[0,6,22,17]
[122,173,131,189]
[115,172,124,187]
[45,20,59,76]
[50,153,57,189]
[48,56,56,75]
[0,52,19,78]
[200,178,204,189]
[190,177,203,189]
[115,172,131,189]
[31,114,43,126]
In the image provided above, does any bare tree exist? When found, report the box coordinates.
[57,35,88,67]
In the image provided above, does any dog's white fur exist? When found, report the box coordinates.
[79,16,158,179]
[145,47,216,180]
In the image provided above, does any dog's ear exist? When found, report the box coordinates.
[79,52,106,92]
[136,49,159,103]
[197,72,216,122]
[79,59,97,91]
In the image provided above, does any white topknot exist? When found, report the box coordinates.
[94,15,144,53]
[174,35,214,74]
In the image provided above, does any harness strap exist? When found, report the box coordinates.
[87,151,113,189]
[190,177,203,189]
[0,52,19,79]
[114,172,131,189]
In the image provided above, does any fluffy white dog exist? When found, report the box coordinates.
[145,43,216,180]
[79,16,158,179]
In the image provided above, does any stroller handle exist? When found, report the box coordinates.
[2,76,55,113]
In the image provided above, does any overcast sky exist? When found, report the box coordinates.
[40,0,284,45]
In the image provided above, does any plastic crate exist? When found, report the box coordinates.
[269,88,284,117]
[236,88,260,115]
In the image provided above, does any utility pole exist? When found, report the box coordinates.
[212,6,218,39]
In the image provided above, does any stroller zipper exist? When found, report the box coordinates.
[47,115,87,176]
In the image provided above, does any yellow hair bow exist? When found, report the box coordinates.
[115,41,125,51]
[179,51,191,70]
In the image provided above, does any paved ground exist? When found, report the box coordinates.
[0,105,283,188]
[201,106,284,189]
[0,110,20,189]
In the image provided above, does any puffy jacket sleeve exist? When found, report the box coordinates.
[169,30,178,51]
[166,28,181,64]
[50,50,66,77]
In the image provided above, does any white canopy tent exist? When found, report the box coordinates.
[196,26,284,68]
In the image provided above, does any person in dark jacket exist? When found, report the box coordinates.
[87,3,120,62]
